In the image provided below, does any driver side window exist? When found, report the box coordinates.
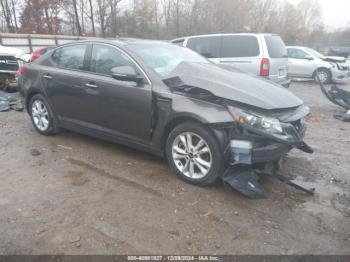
[90,44,139,76]
[288,49,308,59]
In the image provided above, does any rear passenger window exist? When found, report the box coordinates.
[221,35,259,58]
[187,36,221,58]
[51,44,87,70]
[265,35,287,58]
[287,49,308,59]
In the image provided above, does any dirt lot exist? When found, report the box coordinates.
[0,82,349,255]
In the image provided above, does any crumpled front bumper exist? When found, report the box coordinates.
[222,119,313,199]
[331,67,350,83]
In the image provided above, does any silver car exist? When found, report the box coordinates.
[287,46,350,84]
[172,33,291,88]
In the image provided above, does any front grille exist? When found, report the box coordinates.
[0,55,19,71]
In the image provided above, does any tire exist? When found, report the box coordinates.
[166,122,224,186]
[314,68,332,84]
[29,94,59,136]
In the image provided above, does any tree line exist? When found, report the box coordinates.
[0,0,349,47]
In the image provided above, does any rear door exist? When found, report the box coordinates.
[41,44,90,123]
[263,35,289,83]
[186,36,221,64]
[219,34,261,76]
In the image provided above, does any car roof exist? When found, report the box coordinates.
[172,33,280,41]
[58,38,169,48]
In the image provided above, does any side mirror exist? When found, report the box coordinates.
[305,55,314,61]
[111,66,144,84]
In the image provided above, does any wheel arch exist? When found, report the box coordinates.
[312,67,332,79]
[160,115,230,158]
[25,87,45,113]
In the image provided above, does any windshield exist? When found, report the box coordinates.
[305,47,325,59]
[128,43,210,77]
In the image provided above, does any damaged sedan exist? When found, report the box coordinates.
[18,39,313,198]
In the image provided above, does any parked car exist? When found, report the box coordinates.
[171,33,291,88]
[325,47,350,59]
[287,46,350,84]
[0,45,24,91]
[30,46,55,62]
[18,39,312,197]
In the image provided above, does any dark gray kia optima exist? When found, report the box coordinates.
[18,39,313,198]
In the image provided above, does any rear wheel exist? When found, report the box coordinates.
[29,94,59,135]
[315,68,331,84]
[166,122,223,186]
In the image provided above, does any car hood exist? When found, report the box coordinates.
[323,56,346,63]
[163,62,303,110]
[0,45,24,57]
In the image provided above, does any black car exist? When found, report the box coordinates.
[18,39,313,198]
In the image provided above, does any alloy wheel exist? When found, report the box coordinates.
[32,100,50,131]
[317,70,328,83]
[172,132,212,179]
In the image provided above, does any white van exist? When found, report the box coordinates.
[172,33,291,88]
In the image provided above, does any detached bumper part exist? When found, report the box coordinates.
[224,140,265,199]
[223,166,265,199]
[224,139,314,199]
[318,80,350,122]
[0,91,24,112]
[334,110,350,122]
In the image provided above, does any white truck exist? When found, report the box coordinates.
[0,45,29,91]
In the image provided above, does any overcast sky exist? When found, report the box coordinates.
[290,0,350,30]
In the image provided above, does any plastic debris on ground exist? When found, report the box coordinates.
[0,91,24,112]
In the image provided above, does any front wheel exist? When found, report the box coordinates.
[166,122,224,186]
[315,68,332,84]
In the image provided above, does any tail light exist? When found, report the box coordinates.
[18,66,28,75]
[260,58,270,77]
[30,50,41,62]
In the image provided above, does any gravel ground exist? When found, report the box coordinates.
[0,82,349,255]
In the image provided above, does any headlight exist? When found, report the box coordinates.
[227,105,283,134]
[227,105,303,143]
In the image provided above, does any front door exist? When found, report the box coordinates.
[81,43,153,143]
[287,48,315,77]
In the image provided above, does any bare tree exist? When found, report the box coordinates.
[250,0,275,32]
[10,0,18,32]
[88,0,96,36]
[298,0,323,31]
[96,0,110,37]
[0,0,14,32]
[109,0,122,37]
[72,0,82,35]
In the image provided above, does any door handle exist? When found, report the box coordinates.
[85,82,98,89]
[42,74,52,80]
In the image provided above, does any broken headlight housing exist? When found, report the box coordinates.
[227,105,300,142]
